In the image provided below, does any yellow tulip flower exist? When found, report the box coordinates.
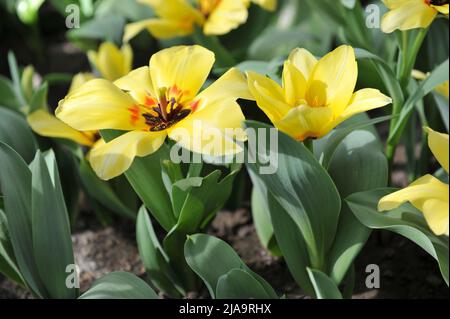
[123,0,276,42]
[56,45,252,180]
[381,0,449,33]
[379,128,449,236]
[87,42,133,81]
[247,45,392,141]
[27,72,100,147]
[412,69,449,98]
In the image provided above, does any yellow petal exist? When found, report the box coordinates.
[381,0,437,33]
[251,0,277,11]
[114,66,155,104]
[282,60,307,106]
[196,68,254,113]
[150,45,215,102]
[307,45,358,115]
[203,0,248,35]
[274,104,334,141]
[27,110,94,146]
[56,79,147,131]
[425,127,449,174]
[123,19,154,42]
[168,98,246,156]
[432,4,449,15]
[435,81,449,98]
[89,130,167,180]
[68,72,96,94]
[378,174,449,236]
[288,48,318,79]
[338,88,392,121]
[88,42,133,81]
[247,71,291,124]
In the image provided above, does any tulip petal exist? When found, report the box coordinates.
[274,104,334,141]
[88,42,132,81]
[196,68,254,112]
[282,60,307,106]
[247,71,291,124]
[150,45,215,102]
[27,110,95,146]
[56,79,147,131]
[378,174,449,236]
[168,98,246,156]
[308,45,357,114]
[68,72,95,94]
[114,66,156,104]
[338,88,392,121]
[381,0,437,33]
[288,48,318,79]
[432,4,449,15]
[251,0,277,11]
[425,127,449,174]
[203,0,248,35]
[89,130,167,180]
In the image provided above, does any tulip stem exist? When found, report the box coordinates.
[304,139,314,155]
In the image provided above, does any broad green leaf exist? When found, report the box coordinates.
[347,188,449,285]
[95,0,154,21]
[185,234,277,299]
[136,207,184,298]
[29,150,76,299]
[0,143,46,297]
[100,130,175,231]
[79,272,159,299]
[433,93,449,132]
[0,107,38,163]
[307,268,343,299]
[244,120,341,271]
[0,209,24,285]
[68,15,125,45]
[326,128,388,284]
[79,159,136,220]
[7,51,27,108]
[29,82,48,114]
[216,269,275,299]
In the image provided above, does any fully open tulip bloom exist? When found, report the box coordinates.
[379,128,449,236]
[56,45,252,180]
[124,0,277,41]
[381,0,449,33]
[87,42,133,81]
[247,45,392,141]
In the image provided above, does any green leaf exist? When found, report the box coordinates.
[29,82,48,114]
[79,158,136,220]
[136,207,184,298]
[307,268,343,299]
[326,128,388,284]
[216,269,275,299]
[347,188,449,285]
[185,234,277,299]
[0,208,24,285]
[244,120,341,274]
[29,150,76,298]
[79,272,159,299]
[68,15,125,45]
[95,0,154,21]
[0,143,46,297]
[0,75,20,110]
[389,59,449,145]
[100,130,175,231]
[433,92,449,132]
[7,51,27,108]
[0,107,38,163]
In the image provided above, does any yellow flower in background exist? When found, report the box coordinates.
[381,0,449,33]
[27,73,100,147]
[56,45,252,180]
[412,69,449,98]
[379,128,449,236]
[247,45,392,141]
[87,42,133,81]
[124,0,276,41]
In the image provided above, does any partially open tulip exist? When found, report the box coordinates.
[247,45,392,141]
[87,42,133,81]
[379,127,449,236]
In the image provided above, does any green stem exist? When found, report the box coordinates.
[304,139,314,155]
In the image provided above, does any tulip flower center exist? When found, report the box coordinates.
[142,86,192,132]
[426,0,449,5]
[199,0,221,17]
